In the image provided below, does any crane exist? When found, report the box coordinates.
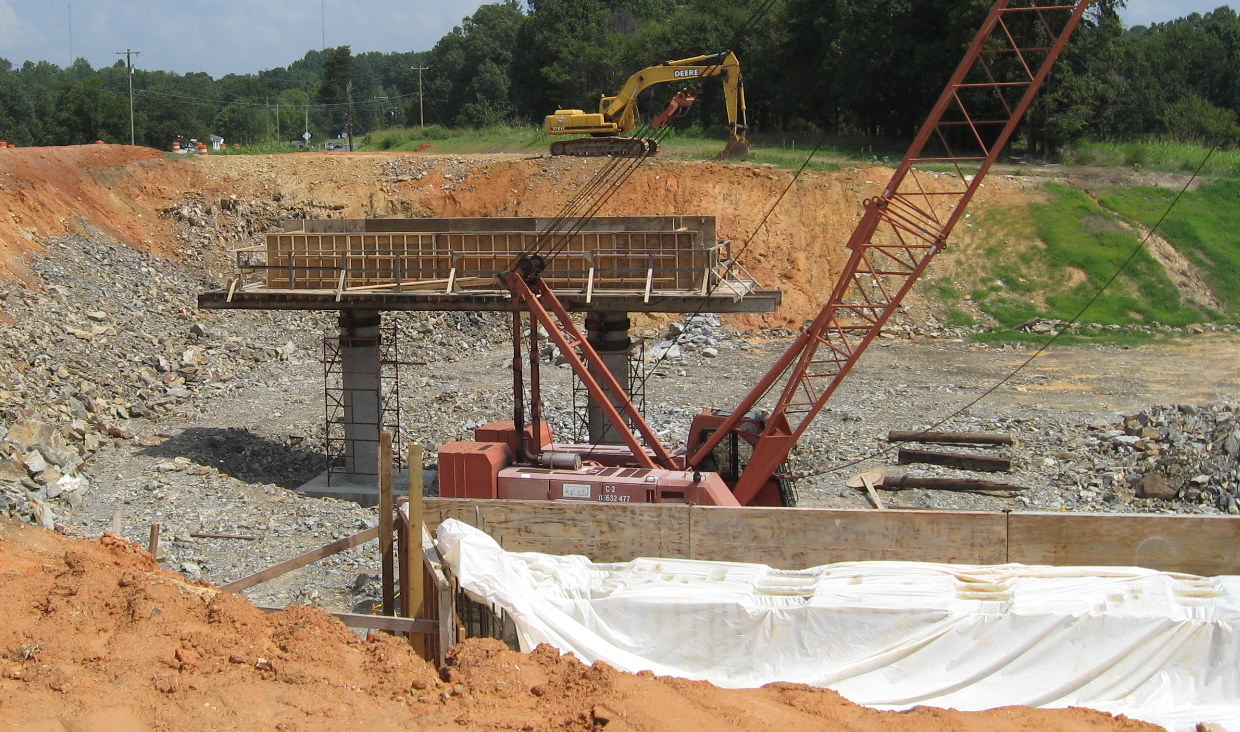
[544,51,749,159]
[440,0,1094,507]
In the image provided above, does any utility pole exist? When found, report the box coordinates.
[413,66,428,127]
[346,79,354,151]
[321,0,326,50]
[116,49,140,145]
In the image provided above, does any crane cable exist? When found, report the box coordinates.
[630,135,827,402]
[792,145,1219,482]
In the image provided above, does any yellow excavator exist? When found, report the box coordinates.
[544,50,750,160]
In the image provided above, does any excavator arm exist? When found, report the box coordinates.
[602,52,747,141]
[686,0,1095,505]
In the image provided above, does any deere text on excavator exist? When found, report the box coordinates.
[543,50,750,160]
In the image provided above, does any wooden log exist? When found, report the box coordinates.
[379,432,395,618]
[897,447,1012,473]
[881,475,1028,493]
[190,532,258,540]
[888,430,1013,446]
[221,526,379,592]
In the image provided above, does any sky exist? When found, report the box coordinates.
[0,0,1234,78]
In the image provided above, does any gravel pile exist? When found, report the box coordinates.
[1081,403,1240,513]
[0,231,333,529]
[377,155,475,189]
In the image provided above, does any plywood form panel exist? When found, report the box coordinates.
[424,499,1239,575]
[1008,512,1240,576]
[265,231,705,291]
[424,499,691,563]
[688,506,1008,568]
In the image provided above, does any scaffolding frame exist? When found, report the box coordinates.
[570,340,649,443]
[323,325,402,485]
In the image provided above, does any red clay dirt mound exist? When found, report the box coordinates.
[0,518,1158,731]
[0,145,201,282]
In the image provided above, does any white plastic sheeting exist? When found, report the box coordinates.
[437,519,1240,732]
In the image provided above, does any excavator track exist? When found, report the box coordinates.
[549,137,657,158]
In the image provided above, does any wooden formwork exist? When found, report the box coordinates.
[258,222,714,293]
[422,498,1240,577]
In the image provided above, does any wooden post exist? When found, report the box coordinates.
[405,443,427,657]
[148,523,161,558]
[379,432,395,618]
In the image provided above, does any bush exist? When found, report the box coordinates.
[1162,95,1240,147]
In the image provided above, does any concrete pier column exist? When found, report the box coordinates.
[585,311,634,445]
[340,310,382,482]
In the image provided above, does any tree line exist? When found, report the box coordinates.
[1,1,1237,153]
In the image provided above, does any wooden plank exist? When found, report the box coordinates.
[424,498,691,563]
[256,606,436,635]
[379,433,395,617]
[396,511,412,630]
[421,525,456,667]
[221,527,379,592]
[898,447,1012,473]
[861,474,885,510]
[689,506,1008,568]
[1008,513,1240,576]
[888,430,1014,446]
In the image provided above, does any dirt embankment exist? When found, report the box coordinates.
[0,146,1047,326]
[0,518,1158,732]
[0,146,206,282]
